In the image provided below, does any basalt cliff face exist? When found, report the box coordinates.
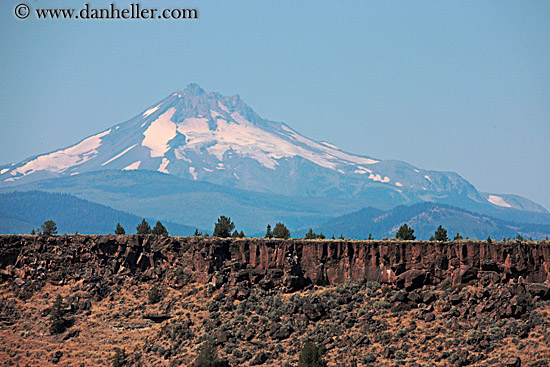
[2,235,549,293]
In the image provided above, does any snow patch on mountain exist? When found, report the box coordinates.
[189,167,197,180]
[142,108,177,157]
[101,144,137,166]
[354,166,373,175]
[11,129,111,179]
[158,158,170,174]
[0,169,7,175]
[488,195,512,208]
[320,141,339,150]
[174,148,192,163]
[369,173,390,183]
[123,161,141,170]
[285,127,379,166]
[143,104,161,117]
[217,101,230,113]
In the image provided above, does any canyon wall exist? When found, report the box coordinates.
[1,235,549,292]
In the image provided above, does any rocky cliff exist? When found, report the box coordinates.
[2,235,549,294]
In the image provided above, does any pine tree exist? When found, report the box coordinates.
[231,230,239,238]
[41,220,58,236]
[396,223,415,240]
[453,233,463,241]
[115,223,125,235]
[152,221,168,236]
[136,219,151,235]
[265,224,273,238]
[213,216,235,238]
[305,228,316,239]
[194,228,202,236]
[273,222,290,239]
[239,231,245,238]
[434,225,448,241]
[49,294,67,334]
[31,228,36,235]
[487,236,492,243]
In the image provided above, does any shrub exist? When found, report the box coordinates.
[298,341,327,367]
[148,286,162,304]
[111,348,128,367]
[363,353,376,363]
[304,229,325,239]
[396,327,409,338]
[516,233,524,241]
[373,300,390,310]
[193,339,229,367]
[395,350,407,360]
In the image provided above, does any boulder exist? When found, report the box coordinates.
[527,284,550,300]
[502,356,521,367]
[395,269,431,291]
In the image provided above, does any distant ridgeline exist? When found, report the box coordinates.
[0,191,196,236]
[1,190,550,240]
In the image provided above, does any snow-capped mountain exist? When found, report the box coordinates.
[0,84,546,214]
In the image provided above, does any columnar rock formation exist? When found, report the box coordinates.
[1,235,549,292]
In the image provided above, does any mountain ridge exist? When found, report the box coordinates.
[312,202,550,240]
[2,170,550,237]
[0,190,197,236]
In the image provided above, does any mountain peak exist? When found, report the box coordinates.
[183,83,205,97]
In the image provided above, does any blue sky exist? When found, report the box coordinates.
[1,0,549,209]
